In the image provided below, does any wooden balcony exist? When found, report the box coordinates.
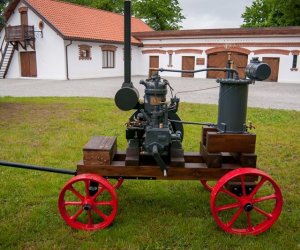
[5,25,35,42]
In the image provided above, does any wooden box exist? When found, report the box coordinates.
[83,136,117,165]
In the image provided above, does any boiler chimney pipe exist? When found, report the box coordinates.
[124,0,132,87]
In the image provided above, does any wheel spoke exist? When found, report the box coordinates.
[249,177,267,198]
[220,187,241,201]
[84,179,91,198]
[93,207,108,220]
[87,210,93,226]
[92,186,105,201]
[64,201,83,206]
[68,185,84,201]
[252,194,277,204]
[210,168,283,235]
[95,201,113,206]
[240,175,246,196]
[70,208,84,221]
[59,174,118,231]
[253,205,273,218]
[246,212,253,231]
[216,202,241,212]
[226,208,243,228]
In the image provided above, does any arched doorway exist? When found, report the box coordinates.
[206,48,250,79]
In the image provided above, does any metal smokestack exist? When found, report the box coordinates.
[114,0,139,111]
[124,0,131,85]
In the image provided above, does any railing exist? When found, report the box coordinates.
[5,25,35,42]
[0,37,5,62]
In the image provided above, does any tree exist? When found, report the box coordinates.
[63,0,185,30]
[133,0,185,30]
[0,0,9,26]
[241,0,300,27]
[65,0,124,13]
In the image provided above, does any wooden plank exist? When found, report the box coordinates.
[84,136,116,151]
[183,152,204,163]
[113,151,235,165]
[170,147,185,167]
[206,132,256,153]
[114,151,126,161]
[83,136,117,165]
[240,153,257,167]
[77,161,241,180]
[201,126,218,145]
[125,147,140,166]
[200,142,222,168]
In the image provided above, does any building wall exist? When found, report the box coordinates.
[140,37,300,83]
[1,3,299,82]
[4,2,66,79]
[67,41,141,79]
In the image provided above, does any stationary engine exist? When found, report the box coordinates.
[127,74,182,152]
[116,74,184,175]
[114,0,271,177]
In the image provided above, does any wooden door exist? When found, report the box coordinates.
[262,57,280,82]
[231,53,248,78]
[207,52,248,79]
[149,56,159,77]
[20,52,37,77]
[182,56,195,77]
[207,52,227,78]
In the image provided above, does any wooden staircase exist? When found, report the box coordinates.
[0,41,15,79]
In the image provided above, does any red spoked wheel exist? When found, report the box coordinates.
[200,180,214,191]
[110,177,124,189]
[58,174,118,231]
[210,168,283,235]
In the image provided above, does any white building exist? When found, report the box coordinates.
[134,28,300,83]
[0,0,152,80]
[1,0,300,83]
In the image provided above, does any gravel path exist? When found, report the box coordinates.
[0,76,299,110]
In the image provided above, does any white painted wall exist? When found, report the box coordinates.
[139,37,300,83]
[245,49,300,83]
[5,2,66,79]
[1,2,299,83]
[67,41,141,79]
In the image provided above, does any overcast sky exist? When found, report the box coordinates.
[178,0,254,29]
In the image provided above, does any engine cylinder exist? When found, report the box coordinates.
[217,79,251,133]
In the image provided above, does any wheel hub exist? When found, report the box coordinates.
[83,203,92,211]
[243,203,254,212]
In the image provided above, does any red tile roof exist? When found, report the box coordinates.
[6,0,153,45]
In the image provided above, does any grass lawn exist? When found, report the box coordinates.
[0,97,299,250]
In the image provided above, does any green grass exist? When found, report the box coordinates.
[0,97,299,250]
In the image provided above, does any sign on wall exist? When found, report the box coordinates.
[196,58,205,65]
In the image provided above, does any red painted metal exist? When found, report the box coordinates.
[112,177,124,189]
[58,174,118,231]
[200,180,214,191]
[210,168,283,235]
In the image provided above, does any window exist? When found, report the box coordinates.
[168,54,173,67]
[79,45,92,60]
[100,45,117,68]
[167,50,173,67]
[292,55,298,69]
[102,50,115,68]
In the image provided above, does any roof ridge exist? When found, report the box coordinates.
[134,26,300,34]
[51,0,143,21]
